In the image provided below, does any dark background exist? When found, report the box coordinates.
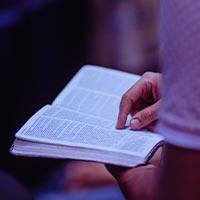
[0,0,87,187]
[0,0,159,191]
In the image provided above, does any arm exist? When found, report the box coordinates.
[106,146,162,200]
[107,144,200,200]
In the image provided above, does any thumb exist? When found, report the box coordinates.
[130,100,160,130]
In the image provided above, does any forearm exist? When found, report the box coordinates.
[115,164,158,200]
[112,143,200,200]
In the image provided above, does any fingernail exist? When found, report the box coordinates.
[131,119,141,129]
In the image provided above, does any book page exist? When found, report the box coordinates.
[11,139,145,167]
[52,65,140,121]
[16,105,163,158]
[13,65,163,165]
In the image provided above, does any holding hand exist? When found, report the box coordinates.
[106,72,163,200]
[106,146,162,200]
[116,72,162,131]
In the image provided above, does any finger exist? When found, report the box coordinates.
[130,100,160,130]
[116,95,133,129]
[116,79,145,129]
[105,164,131,180]
[149,146,163,166]
[146,121,157,132]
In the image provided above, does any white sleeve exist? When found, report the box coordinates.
[157,0,200,149]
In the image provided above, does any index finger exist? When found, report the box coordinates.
[116,79,145,129]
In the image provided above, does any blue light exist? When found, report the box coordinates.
[0,7,22,28]
[24,0,55,11]
[0,0,56,29]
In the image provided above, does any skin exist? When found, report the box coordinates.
[107,143,200,200]
[108,72,162,200]
[116,72,162,132]
[106,146,162,200]
[107,72,200,200]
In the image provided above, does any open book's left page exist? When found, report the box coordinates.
[13,104,163,166]
[15,105,162,157]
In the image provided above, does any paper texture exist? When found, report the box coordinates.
[11,65,163,167]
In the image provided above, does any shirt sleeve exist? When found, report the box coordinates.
[157,0,200,149]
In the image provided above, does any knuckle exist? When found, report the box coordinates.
[143,71,156,78]
[140,108,154,122]
[142,72,158,84]
[121,94,129,101]
[143,72,155,81]
[143,71,152,77]
[141,73,153,85]
[143,109,152,119]
[120,94,131,106]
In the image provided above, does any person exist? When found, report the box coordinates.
[106,1,200,200]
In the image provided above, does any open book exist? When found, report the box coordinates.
[10,65,163,167]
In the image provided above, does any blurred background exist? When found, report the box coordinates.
[0,0,159,199]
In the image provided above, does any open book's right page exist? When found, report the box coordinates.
[53,65,140,123]
[51,65,163,158]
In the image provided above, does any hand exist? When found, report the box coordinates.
[106,146,162,200]
[116,72,162,131]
